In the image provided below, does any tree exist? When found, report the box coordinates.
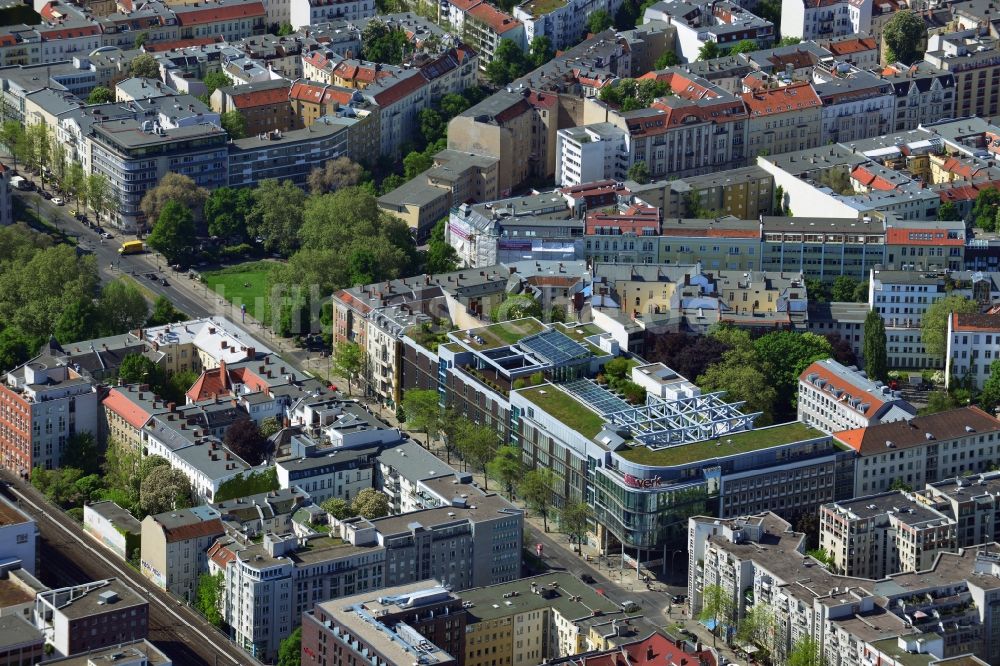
[627,161,650,184]
[698,361,776,425]
[307,156,364,195]
[133,31,148,49]
[259,417,280,438]
[425,218,459,273]
[492,294,542,321]
[147,295,186,327]
[654,50,679,69]
[352,488,390,519]
[99,279,149,336]
[560,502,590,553]
[54,297,100,343]
[277,627,301,666]
[246,179,306,256]
[979,360,1000,413]
[332,340,363,394]
[788,636,826,666]
[140,173,209,225]
[360,21,408,64]
[972,188,1000,231]
[454,421,495,487]
[528,35,553,68]
[139,464,192,515]
[418,108,446,145]
[403,150,434,179]
[586,9,612,34]
[147,201,196,264]
[921,390,960,415]
[130,53,160,79]
[778,36,802,46]
[863,309,888,383]
[825,333,857,367]
[321,497,353,520]
[195,572,223,626]
[728,39,759,54]
[831,276,860,302]
[736,604,775,660]
[888,478,913,492]
[85,173,109,220]
[402,389,441,446]
[118,353,160,385]
[223,418,271,466]
[647,331,729,381]
[853,280,870,303]
[60,432,100,474]
[487,446,524,498]
[204,186,253,241]
[485,39,529,87]
[87,86,113,104]
[698,41,721,60]
[65,162,85,206]
[220,110,246,139]
[520,469,555,531]
[774,184,786,215]
[752,331,832,419]
[698,584,734,646]
[883,10,926,65]
[0,121,24,170]
[277,22,294,36]
[922,295,979,360]
[937,201,961,221]
[202,70,231,98]
[440,92,471,118]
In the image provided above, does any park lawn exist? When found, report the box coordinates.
[202,261,276,323]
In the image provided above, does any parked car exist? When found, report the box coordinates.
[671,594,686,604]
[101,231,113,239]
[160,278,169,287]
[580,574,596,584]
[51,197,64,206]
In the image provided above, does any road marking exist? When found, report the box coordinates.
[11,485,244,666]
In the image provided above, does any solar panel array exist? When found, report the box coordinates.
[564,378,631,415]
[519,329,590,366]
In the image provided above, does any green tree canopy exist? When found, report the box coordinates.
[980,360,1000,413]
[883,10,927,65]
[98,278,149,336]
[87,86,113,104]
[922,295,979,360]
[529,35,553,68]
[332,339,363,394]
[246,179,306,257]
[220,110,246,139]
[204,186,253,241]
[453,419,495,487]
[728,39,759,54]
[147,200,196,264]
[129,53,160,78]
[202,70,231,98]
[277,627,301,666]
[402,389,441,446]
[559,502,591,553]
[485,39,530,86]
[627,161,650,184]
[139,464,192,515]
[140,173,208,225]
[698,41,721,60]
[487,446,524,498]
[831,275,860,302]
[586,9,613,33]
[195,572,223,627]
[321,497,353,520]
[118,353,160,385]
[698,583,734,646]
[425,218,459,274]
[352,488,390,519]
[307,156,365,196]
[520,469,555,531]
[937,201,961,221]
[54,297,100,344]
[864,309,889,383]
[360,21,408,64]
[972,187,1000,231]
[654,50,679,69]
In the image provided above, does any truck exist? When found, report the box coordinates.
[10,176,31,191]
[118,240,144,255]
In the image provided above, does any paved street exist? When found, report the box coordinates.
[0,473,262,666]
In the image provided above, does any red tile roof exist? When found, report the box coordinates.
[938,181,1000,203]
[574,633,716,666]
[159,516,225,543]
[38,24,101,40]
[207,540,236,569]
[886,227,963,246]
[289,81,354,106]
[467,3,521,34]
[938,156,984,180]
[175,1,265,25]
[828,37,878,56]
[740,81,821,117]
[952,312,1000,332]
[659,227,760,238]
[103,388,156,430]
[367,71,428,107]
[851,165,898,191]
[526,89,557,109]
[448,0,482,10]
[230,84,290,109]
[186,367,233,403]
[834,407,1000,455]
[799,360,886,420]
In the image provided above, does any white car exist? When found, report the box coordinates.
[51,197,64,206]
[101,231,113,239]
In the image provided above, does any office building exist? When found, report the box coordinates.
[34,579,148,658]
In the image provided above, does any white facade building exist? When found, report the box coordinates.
[0,495,36,575]
[780,0,871,41]
[555,123,628,187]
[797,359,916,434]
[514,0,624,51]
[946,312,1000,390]
[289,0,374,29]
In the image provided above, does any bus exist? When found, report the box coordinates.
[118,240,144,255]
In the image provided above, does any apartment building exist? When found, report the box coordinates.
[100,384,169,451]
[462,4,525,68]
[882,62,955,132]
[301,581,465,666]
[289,0,374,29]
[780,0,871,41]
[0,347,98,475]
[834,406,1000,497]
[515,0,623,51]
[636,165,774,220]
[946,312,1000,389]
[644,0,773,63]
[140,506,225,601]
[173,0,267,41]
[41,640,171,666]
[554,123,627,188]
[362,68,429,159]
[918,471,1000,547]
[211,79,296,135]
[759,216,886,282]
[740,81,823,158]
[34,580,148,658]
[227,117,351,188]
[813,68,894,145]
[797,359,916,434]
[88,112,228,232]
[460,572,627,666]
[0,495,36,575]
[924,30,1000,120]
[819,491,957,578]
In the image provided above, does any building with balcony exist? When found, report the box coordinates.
[946,312,1000,389]
[797,359,916,434]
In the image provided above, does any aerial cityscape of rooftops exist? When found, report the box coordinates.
[8,0,1000,663]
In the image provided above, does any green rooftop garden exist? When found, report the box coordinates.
[522,0,566,15]
[616,421,823,467]
[518,384,607,439]
[461,318,546,350]
[552,322,607,355]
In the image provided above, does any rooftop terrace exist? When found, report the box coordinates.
[459,318,547,350]
[517,384,606,439]
[615,421,824,466]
